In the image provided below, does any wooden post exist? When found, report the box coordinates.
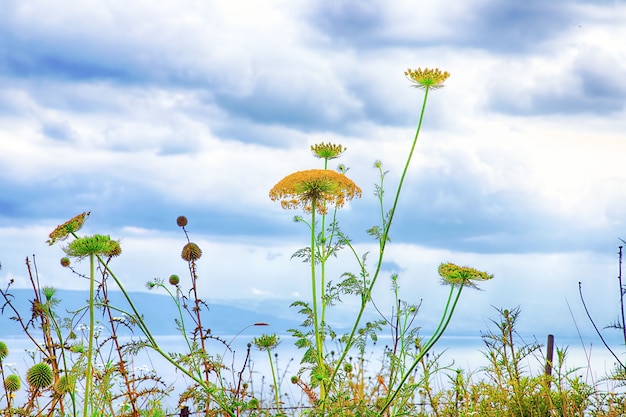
[180,406,190,417]
[544,334,554,378]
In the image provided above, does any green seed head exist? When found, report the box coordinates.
[4,374,21,392]
[168,274,180,286]
[60,257,71,267]
[0,341,8,361]
[54,375,75,395]
[27,363,53,389]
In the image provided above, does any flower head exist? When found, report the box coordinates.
[63,234,120,260]
[181,242,202,262]
[438,262,493,289]
[47,212,90,245]
[252,333,280,351]
[4,374,20,392]
[26,363,53,389]
[269,169,362,215]
[0,341,8,361]
[405,67,450,90]
[311,142,346,160]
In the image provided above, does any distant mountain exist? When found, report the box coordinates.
[0,289,301,338]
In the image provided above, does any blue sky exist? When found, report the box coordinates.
[1,0,625,348]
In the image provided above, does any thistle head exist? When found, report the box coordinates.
[269,169,362,215]
[0,341,8,361]
[26,363,53,389]
[47,212,90,245]
[168,274,180,286]
[311,142,346,160]
[438,262,493,289]
[181,243,202,262]
[54,375,75,395]
[176,216,188,227]
[4,374,20,392]
[405,67,450,90]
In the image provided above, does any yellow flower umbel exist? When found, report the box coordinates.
[405,67,450,90]
[47,211,90,245]
[311,142,346,160]
[269,169,362,215]
[438,262,493,289]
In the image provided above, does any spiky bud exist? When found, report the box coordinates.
[0,341,8,361]
[181,243,202,262]
[54,375,75,395]
[168,274,180,286]
[4,374,20,392]
[26,363,53,389]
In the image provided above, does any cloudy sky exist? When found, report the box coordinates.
[1,0,625,354]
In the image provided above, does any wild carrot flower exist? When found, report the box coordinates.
[47,211,90,245]
[438,262,493,289]
[311,142,346,160]
[63,234,120,260]
[269,169,362,215]
[252,333,280,350]
[405,67,450,89]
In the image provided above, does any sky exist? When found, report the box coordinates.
[1,0,626,355]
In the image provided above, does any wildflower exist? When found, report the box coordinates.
[438,262,493,289]
[405,67,450,90]
[26,363,53,388]
[252,333,280,350]
[42,287,56,302]
[269,169,362,215]
[47,211,90,245]
[311,142,346,160]
[181,243,202,262]
[63,234,120,260]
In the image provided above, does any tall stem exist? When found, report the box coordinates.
[83,253,95,417]
[330,87,432,387]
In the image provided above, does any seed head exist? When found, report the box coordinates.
[0,341,8,361]
[405,67,450,90]
[54,375,75,395]
[181,243,202,262]
[60,257,71,267]
[269,169,362,215]
[47,212,90,245]
[4,374,20,392]
[176,216,188,227]
[26,363,53,389]
[169,274,180,286]
[105,240,122,257]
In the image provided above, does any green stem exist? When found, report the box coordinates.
[329,86,432,388]
[379,284,464,416]
[267,349,281,413]
[83,253,95,417]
